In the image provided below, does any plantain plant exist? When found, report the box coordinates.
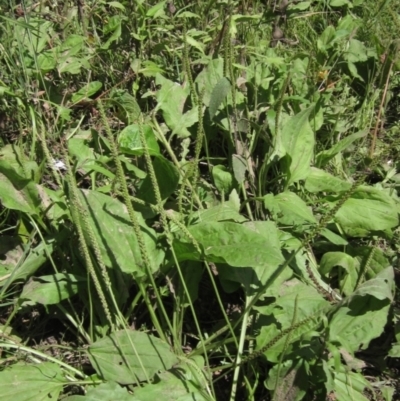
[0,0,399,400]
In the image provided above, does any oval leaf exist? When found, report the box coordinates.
[64,381,134,401]
[71,81,102,103]
[212,165,233,194]
[118,124,160,156]
[332,187,398,236]
[280,104,316,186]
[88,330,179,384]
[208,77,231,120]
[175,220,285,288]
[79,190,164,276]
[0,362,65,401]
[20,273,83,305]
[0,161,44,215]
[263,191,316,225]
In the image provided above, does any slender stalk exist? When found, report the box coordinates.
[230,295,252,401]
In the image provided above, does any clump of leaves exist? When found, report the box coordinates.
[0,0,400,400]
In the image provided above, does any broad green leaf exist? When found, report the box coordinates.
[280,104,315,186]
[208,77,231,120]
[312,103,324,131]
[345,39,373,63]
[212,165,233,194]
[140,61,165,77]
[171,106,198,138]
[267,109,290,160]
[0,161,45,215]
[265,359,307,400]
[146,1,166,17]
[347,246,390,279]
[349,266,394,302]
[17,19,52,54]
[329,0,350,6]
[176,11,201,19]
[389,343,400,358]
[64,381,133,401]
[256,279,330,329]
[112,90,141,124]
[43,187,70,221]
[320,252,357,295]
[71,81,102,103]
[347,61,362,80]
[119,124,160,156]
[136,155,179,203]
[0,362,66,401]
[120,155,146,178]
[37,51,56,72]
[320,228,348,245]
[155,74,198,138]
[0,144,39,180]
[289,249,338,297]
[305,168,351,193]
[232,154,247,184]
[255,281,326,362]
[2,240,53,286]
[59,34,85,56]
[217,221,291,295]
[220,262,292,297]
[55,104,72,121]
[193,221,283,269]
[316,130,368,167]
[58,56,86,75]
[180,261,203,306]
[101,15,123,49]
[317,26,336,52]
[135,356,209,400]
[228,188,241,212]
[195,58,224,106]
[88,330,179,384]
[289,1,311,10]
[175,220,285,290]
[329,296,391,352]
[191,201,247,223]
[132,367,209,401]
[185,35,206,55]
[68,138,96,172]
[254,323,282,363]
[108,1,126,10]
[329,365,370,401]
[263,191,316,225]
[380,386,395,401]
[20,273,84,305]
[80,190,164,276]
[331,186,398,236]
[291,57,309,98]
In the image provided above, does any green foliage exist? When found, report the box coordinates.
[0,0,399,400]
[20,273,84,305]
[88,330,179,384]
[0,362,66,401]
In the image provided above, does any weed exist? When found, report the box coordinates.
[0,1,400,400]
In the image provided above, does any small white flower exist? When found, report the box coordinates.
[51,158,67,171]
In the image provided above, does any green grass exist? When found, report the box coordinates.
[0,0,400,400]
